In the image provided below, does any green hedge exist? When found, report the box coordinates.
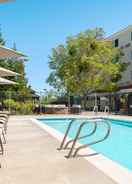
[4,99,33,115]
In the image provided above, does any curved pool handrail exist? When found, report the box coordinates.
[65,119,111,158]
[57,118,75,150]
[57,117,105,151]
[64,121,97,149]
[65,120,97,158]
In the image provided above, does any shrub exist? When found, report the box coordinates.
[4,100,33,115]
[20,102,33,114]
[4,99,16,109]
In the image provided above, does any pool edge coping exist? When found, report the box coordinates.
[31,116,132,184]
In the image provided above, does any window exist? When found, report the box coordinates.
[131,51,132,60]
[115,39,119,47]
[130,71,132,80]
[131,32,132,41]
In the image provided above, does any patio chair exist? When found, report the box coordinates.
[0,116,8,168]
[93,105,98,115]
[0,122,6,144]
[0,127,4,155]
[104,106,109,113]
[0,115,9,134]
[0,115,8,144]
[0,124,4,169]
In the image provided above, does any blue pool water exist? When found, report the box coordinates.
[38,117,132,171]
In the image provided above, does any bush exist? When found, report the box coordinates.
[19,102,33,114]
[4,99,33,115]
[4,99,16,110]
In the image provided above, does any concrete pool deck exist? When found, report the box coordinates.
[0,116,117,184]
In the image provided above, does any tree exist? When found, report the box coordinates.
[12,41,17,51]
[41,89,57,104]
[0,27,33,101]
[0,26,5,46]
[47,28,126,99]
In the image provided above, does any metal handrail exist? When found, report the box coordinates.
[57,118,75,150]
[58,117,104,150]
[57,117,100,150]
[65,120,96,158]
[65,119,111,158]
[64,121,97,149]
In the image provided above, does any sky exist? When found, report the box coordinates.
[0,0,132,92]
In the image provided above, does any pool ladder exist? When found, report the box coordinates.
[57,118,111,158]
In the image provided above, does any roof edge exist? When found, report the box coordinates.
[107,25,132,39]
[0,45,28,58]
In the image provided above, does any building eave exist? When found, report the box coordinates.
[0,67,20,77]
[107,25,132,40]
[0,45,28,59]
[0,77,17,85]
[0,0,13,3]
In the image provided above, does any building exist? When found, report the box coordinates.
[106,26,132,114]
[0,0,12,3]
[86,26,132,115]
[0,0,25,85]
[108,25,132,89]
[0,45,27,85]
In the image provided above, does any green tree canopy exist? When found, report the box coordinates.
[47,28,125,96]
[0,28,33,101]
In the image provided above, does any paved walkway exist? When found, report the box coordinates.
[0,116,116,184]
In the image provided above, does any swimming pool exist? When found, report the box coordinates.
[38,117,132,171]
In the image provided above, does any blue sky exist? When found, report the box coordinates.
[0,0,132,91]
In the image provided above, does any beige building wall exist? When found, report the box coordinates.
[108,26,132,87]
[0,0,12,3]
